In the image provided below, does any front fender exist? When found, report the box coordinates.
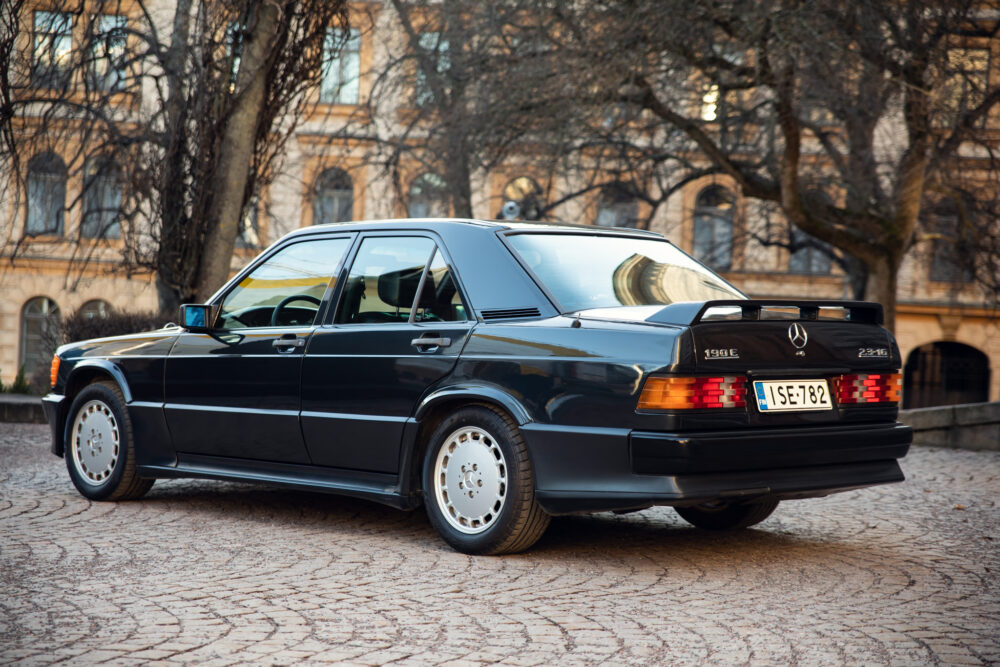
[48,359,135,458]
[66,359,134,403]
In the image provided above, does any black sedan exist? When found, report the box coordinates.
[43,219,912,554]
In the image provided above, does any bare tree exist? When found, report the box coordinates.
[2,0,348,312]
[517,0,1000,330]
[320,0,582,220]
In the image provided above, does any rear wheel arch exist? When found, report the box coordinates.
[409,396,527,499]
[419,403,550,554]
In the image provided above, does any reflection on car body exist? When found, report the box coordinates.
[43,219,911,554]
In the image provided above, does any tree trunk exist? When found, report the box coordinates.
[193,2,282,302]
[863,253,900,333]
[157,276,182,319]
[156,0,194,314]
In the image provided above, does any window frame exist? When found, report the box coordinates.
[595,182,640,229]
[312,167,354,224]
[692,185,736,272]
[88,13,129,93]
[25,152,67,237]
[325,231,471,327]
[319,27,361,105]
[81,155,123,240]
[31,10,73,90]
[211,233,357,330]
[407,172,448,218]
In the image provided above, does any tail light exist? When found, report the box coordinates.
[833,373,901,404]
[638,376,747,410]
[49,355,61,388]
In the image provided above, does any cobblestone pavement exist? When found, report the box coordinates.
[1,423,998,666]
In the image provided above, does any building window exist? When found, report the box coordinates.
[32,11,73,89]
[788,231,832,275]
[79,299,112,318]
[407,172,448,218]
[927,198,973,283]
[81,157,122,239]
[313,168,354,223]
[595,182,639,228]
[320,28,360,104]
[500,176,543,220]
[88,15,128,92]
[693,185,734,271]
[26,153,67,236]
[20,297,61,380]
[415,32,450,106]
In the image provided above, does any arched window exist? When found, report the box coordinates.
[408,172,448,218]
[79,299,112,318]
[903,342,990,409]
[595,182,639,228]
[693,185,734,271]
[500,176,542,220]
[26,153,67,236]
[20,297,61,379]
[82,156,123,239]
[313,168,354,224]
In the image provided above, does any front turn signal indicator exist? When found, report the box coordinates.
[49,354,61,388]
[833,373,902,404]
[638,375,747,410]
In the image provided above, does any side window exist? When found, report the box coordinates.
[217,238,351,329]
[336,236,435,324]
[415,249,467,322]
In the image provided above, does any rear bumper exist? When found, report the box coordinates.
[523,421,912,515]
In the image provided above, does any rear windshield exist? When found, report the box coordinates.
[506,233,745,312]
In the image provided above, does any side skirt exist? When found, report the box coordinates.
[138,454,417,510]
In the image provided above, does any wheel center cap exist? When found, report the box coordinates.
[462,469,476,487]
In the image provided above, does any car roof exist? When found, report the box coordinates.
[282,218,664,240]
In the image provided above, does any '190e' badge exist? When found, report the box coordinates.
[704,348,740,360]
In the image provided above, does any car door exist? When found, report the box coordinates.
[300,233,474,473]
[164,235,353,464]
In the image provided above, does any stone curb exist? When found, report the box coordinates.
[899,401,1000,452]
[0,394,46,424]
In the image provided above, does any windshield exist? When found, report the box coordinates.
[506,233,745,312]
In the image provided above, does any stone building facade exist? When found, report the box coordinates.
[2,1,997,405]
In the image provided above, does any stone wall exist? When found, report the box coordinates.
[899,401,1000,451]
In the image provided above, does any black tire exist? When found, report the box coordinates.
[64,381,154,501]
[422,405,550,555]
[674,497,779,530]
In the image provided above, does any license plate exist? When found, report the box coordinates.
[753,379,832,412]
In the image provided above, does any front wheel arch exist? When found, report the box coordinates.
[52,364,132,458]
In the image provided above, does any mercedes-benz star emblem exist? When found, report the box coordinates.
[788,322,808,349]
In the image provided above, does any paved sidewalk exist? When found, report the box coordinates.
[1,422,998,665]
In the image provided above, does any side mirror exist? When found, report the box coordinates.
[179,304,215,332]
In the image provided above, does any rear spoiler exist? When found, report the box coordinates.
[646,299,884,327]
